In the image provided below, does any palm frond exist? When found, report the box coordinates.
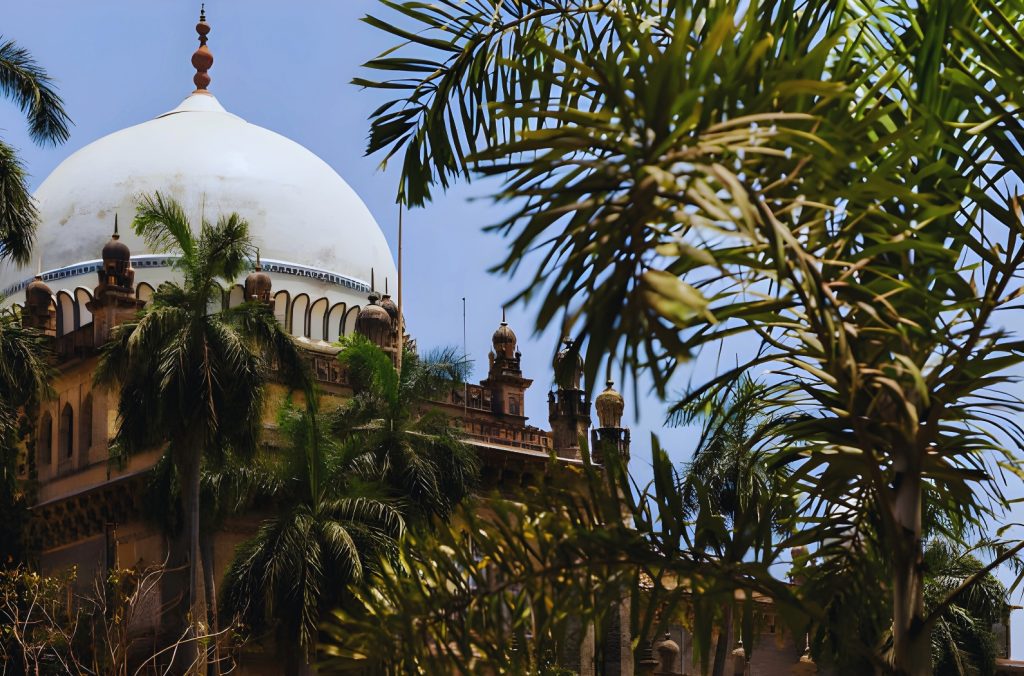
[0,37,71,145]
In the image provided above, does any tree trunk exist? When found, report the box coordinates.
[890,459,929,675]
[200,529,221,676]
[711,602,732,676]
[182,448,205,675]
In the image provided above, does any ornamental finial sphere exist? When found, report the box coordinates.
[192,4,213,92]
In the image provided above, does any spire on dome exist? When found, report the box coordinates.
[192,4,214,93]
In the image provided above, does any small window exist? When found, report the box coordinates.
[509,397,520,415]
[59,403,74,459]
[79,394,93,458]
[38,412,53,466]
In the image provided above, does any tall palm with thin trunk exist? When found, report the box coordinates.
[0,37,71,263]
[675,376,794,675]
[94,192,308,672]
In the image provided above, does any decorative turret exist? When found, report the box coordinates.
[548,338,591,460]
[491,309,517,360]
[591,379,630,462]
[595,380,624,428]
[96,215,134,292]
[355,292,394,349]
[553,337,583,390]
[87,215,145,343]
[482,310,531,418]
[244,250,273,305]
[192,5,213,93]
[379,279,398,327]
[23,272,55,335]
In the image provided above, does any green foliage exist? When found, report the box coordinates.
[222,404,404,670]
[94,191,311,665]
[321,442,804,674]
[331,335,479,523]
[222,339,477,672]
[925,540,1008,676]
[359,0,1024,671]
[0,305,52,565]
[0,37,70,263]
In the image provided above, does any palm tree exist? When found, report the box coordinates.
[0,305,53,562]
[0,37,71,263]
[94,191,308,672]
[925,539,1007,676]
[221,402,404,675]
[356,2,1024,672]
[675,376,794,676]
[330,335,478,523]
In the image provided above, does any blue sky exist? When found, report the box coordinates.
[2,0,1021,660]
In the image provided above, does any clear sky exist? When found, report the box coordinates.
[1,0,1020,660]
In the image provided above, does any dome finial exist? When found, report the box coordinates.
[112,213,119,239]
[255,247,262,270]
[502,306,507,324]
[192,4,214,93]
[371,267,376,292]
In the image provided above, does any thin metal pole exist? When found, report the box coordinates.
[462,297,468,420]
[395,204,404,374]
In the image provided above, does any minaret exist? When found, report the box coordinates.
[23,267,55,335]
[591,379,630,462]
[547,338,591,460]
[481,310,532,419]
[87,216,145,343]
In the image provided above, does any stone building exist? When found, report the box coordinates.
[5,12,828,676]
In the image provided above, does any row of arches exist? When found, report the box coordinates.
[21,282,364,344]
[38,394,93,473]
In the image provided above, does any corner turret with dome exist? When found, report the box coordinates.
[3,8,396,346]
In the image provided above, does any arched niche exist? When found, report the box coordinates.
[59,402,74,461]
[227,284,245,309]
[342,305,361,338]
[79,393,93,465]
[309,297,329,342]
[291,293,310,337]
[136,282,155,304]
[273,290,290,327]
[38,410,53,468]
[55,290,77,336]
[326,302,347,343]
[74,287,93,326]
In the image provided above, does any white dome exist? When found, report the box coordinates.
[1,92,396,305]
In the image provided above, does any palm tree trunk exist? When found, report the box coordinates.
[200,530,221,676]
[890,458,929,675]
[182,448,205,675]
[711,602,732,676]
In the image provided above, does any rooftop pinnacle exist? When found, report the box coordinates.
[192,4,213,93]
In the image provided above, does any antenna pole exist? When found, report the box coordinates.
[395,204,404,373]
[462,297,468,420]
